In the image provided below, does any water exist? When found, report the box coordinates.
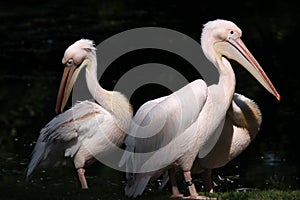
[0,0,299,198]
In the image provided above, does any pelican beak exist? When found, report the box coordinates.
[55,62,85,113]
[214,38,280,101]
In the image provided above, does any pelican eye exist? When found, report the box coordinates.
[66,59,74,67]
[227,30,238,40]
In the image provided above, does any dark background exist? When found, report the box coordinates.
[0,0,299,195]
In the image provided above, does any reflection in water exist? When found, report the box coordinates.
[262,153,281,167]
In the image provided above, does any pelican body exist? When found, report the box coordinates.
[159,92,262,194]
[193,93,262,172]
[119,19,280,199]
[26,39,133,189]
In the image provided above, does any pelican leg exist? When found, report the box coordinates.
[169,168,184,198]
[183,171,211,199]
[201,169,214,193]
[77,168,88,189]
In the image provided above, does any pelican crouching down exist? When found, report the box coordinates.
[120,19,280,199]
[26,39,133,188]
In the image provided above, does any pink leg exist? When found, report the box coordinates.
[201,169,214,193]
[77,168,88,189]
[183,171,198,198]
[169,168,184,198]
[183,171,214,199]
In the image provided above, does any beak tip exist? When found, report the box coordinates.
[277,94,281,101]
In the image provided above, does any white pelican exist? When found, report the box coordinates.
[119,19,280,199]
[26,39,133,189]
[159,92,262,195]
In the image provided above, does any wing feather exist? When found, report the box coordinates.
[41,100,105,142]
[120,80,208,197]
[26,100,109,178]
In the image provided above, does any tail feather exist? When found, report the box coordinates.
[125,174,151,198]
[158,171,169,190]
[26,135,47,179]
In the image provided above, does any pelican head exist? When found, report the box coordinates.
[55,39,96,113]
[201,19,280,101]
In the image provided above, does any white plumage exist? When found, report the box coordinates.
[119,19,280,199]
[26,39,133,189]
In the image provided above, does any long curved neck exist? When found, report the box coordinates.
[85,55,133,131]
[215,56,236,110]
[194,55,237,159]
[85,55,113,111]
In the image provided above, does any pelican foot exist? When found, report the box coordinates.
[182,195,217,200]
[170,193,185,198]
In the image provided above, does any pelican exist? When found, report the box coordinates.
[119,19,280,199]
[26,39,133,189]
[159,92,262,195]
